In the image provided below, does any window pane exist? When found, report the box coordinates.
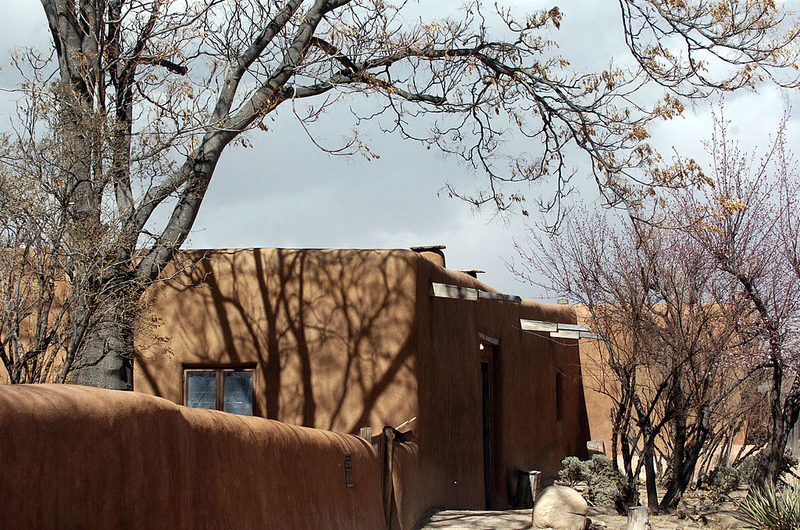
[223,371,253,416]
[186,371,216,409]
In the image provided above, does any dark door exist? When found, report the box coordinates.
[481,360,493,509]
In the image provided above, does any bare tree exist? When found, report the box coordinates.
[672,110,800,486]
[0,134,74,383]
[0,71,151,384]
[619,0,800,94]
[3,0,796,388]
[517,210,753,512]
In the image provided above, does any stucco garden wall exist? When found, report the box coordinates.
[0,384,383,529]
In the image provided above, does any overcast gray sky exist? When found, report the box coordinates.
[1,0,798,301]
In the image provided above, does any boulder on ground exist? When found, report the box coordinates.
[532,485,588,530]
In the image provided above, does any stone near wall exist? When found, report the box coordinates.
[532,485,588,530]
[586,440,606,455]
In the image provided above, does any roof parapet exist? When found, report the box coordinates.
[410,245,446,268]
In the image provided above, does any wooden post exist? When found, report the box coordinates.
[382,426,395,529]
[626,506,648,530]
[514,470,531,507]
[513,470,541,507]
[359,427,372,442]
[529,470,541,504]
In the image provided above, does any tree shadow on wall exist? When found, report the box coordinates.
[139,248,418,433]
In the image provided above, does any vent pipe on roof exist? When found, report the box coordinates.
[459,269,485,279]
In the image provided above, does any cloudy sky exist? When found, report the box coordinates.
[1,1,798,301]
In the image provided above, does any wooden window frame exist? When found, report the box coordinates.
[183,365,256,414]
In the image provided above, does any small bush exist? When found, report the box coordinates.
[738,483,800,530]
[782,451,799,483]
[736,451,798,486]
[558,454,621,507]
[701,466,741,495]
[586,455,621,506]
[587,454,617,480]
[737,456,757,485]
[559,456,587,486]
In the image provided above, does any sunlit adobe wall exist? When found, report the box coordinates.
[0,384,383,530]
[574,305,617,457]
[135,247,419,434]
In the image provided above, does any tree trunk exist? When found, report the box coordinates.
[70,317,134,391]
[66,270,140,391]
[659,384,687,512]
[618,432,640,512]
[612,408,640,514]
[659,403,712,511]
[752,357,800,485]
[634,394,659,512]
[613,376,640,511]
[754,431,788,486]
[642,444,659,511]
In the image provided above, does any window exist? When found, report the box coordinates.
[184,367,254,416]
[555,371,565,423]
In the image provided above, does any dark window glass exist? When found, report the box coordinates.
[224,371,253,416]
[186,371,216,409]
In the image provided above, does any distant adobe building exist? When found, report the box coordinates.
[133,246,591,528]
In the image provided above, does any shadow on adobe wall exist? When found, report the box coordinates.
[136,248,418,434]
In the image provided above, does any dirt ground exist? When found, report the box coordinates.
[587,490,748,530]
[418,488,750,529]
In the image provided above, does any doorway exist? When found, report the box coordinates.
[481,360,493,508]
[480,336,499,509]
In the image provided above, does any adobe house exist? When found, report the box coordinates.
[133,246,591,528]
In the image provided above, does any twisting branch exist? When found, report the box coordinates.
[8,0,798,390]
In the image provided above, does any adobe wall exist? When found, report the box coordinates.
[0,384,383,530]
[135,248,419,434]
[133,247,590,529]
[391,259,590,528]
[577,332,617,455]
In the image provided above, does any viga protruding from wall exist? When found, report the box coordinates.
[0,384,384,529]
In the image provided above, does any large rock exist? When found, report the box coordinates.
[533,485,588,530]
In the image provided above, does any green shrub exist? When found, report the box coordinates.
[586,455,621,507]
[781,451,799,483]
[588,454,616,478]
[558,456,587,486]
[701,466,741,495]
[737,456,757,485]
[738,483,800,530]
[557,454,621,507]
[736,451,798,486]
